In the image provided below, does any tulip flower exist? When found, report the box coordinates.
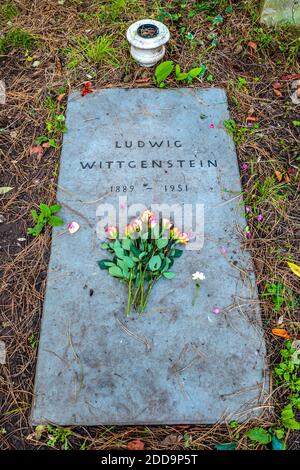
[105,225,118,240]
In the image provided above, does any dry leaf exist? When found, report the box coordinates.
[280,73,300,81]
[246,116,259,123]
[29,145,44,158]
[127,439,144,450]
[161,433,183,447]
[273,88,283,97]
[272,328,290,339]
[287,262,300,278]
[0,186,13,195]
[135,78,151,83]
[247,41,257,51]
[57,93,66,102]
[275,170,283,182]
[284,174,290,183]
[272,82,283,90]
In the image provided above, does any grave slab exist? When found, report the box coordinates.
[32,88,268,425]
[261,0,300,27]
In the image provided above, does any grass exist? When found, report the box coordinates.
[0,1,18,22]
[0,0,299,451]
[0,28,37,53]
[62,35,119,70]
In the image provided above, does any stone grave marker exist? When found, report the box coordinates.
[32,88,268,425]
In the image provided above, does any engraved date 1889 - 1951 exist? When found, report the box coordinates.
[110,184,188,192]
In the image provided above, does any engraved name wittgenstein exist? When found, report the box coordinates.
[79,139,218,174]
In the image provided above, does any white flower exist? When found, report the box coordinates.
[192,271,205,281]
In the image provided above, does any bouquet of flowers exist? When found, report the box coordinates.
[98,210,189,315]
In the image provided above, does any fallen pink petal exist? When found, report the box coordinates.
[241,163,249,171]
[219,246,228,255]
[68,221,80,234]
[212,307,221,315]
[209,123,215,128]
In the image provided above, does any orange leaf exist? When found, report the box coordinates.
[246,116,259,123]
[273,88,283,97]
[272,328,290,339]
[284,174,290,183]
[275,170,283,182]
[247,41,257,51]
[127,439,145,450]
[57,93,66,103]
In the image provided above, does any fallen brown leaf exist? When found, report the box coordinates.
[135,78,151,83]
[161,433,183,447]
[275,170,283,182]
[29,145,44,158]
[247,41,257,51]
[273,89,283,97]
[246,116,259,123]
[57,93,66,103]
[280,73,300,81]
[127,439,144,450]
[272,82,283,90]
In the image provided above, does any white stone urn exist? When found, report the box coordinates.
[126,19,170,67]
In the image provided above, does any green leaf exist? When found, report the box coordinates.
[163,271,175,279]
[122,238,131,251]
[48,215,64,227]
[114,246,124,259]
[98,260,115,270]
[39,203,51,217]
[130,244,141,257]
[246,427,271,444]
[49,203,61,214]
[154,60,174,86]
[101,242,110,250]
[123,256,135,268]
[156,238,168,249]
[175,64,188,81]
[187,67,202,79]
[108,265,123,278]
[149,255,162,271]
[31,209,39,222]
[27,223,44,236]
[97,259,114,269]
[0,186,13,195]
[215,442,237,450]
[173,248,183,258]
[281,405,300,430]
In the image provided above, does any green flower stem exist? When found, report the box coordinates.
[126,269,133,316]
[192,281,200,306]
[140,280,154,315]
